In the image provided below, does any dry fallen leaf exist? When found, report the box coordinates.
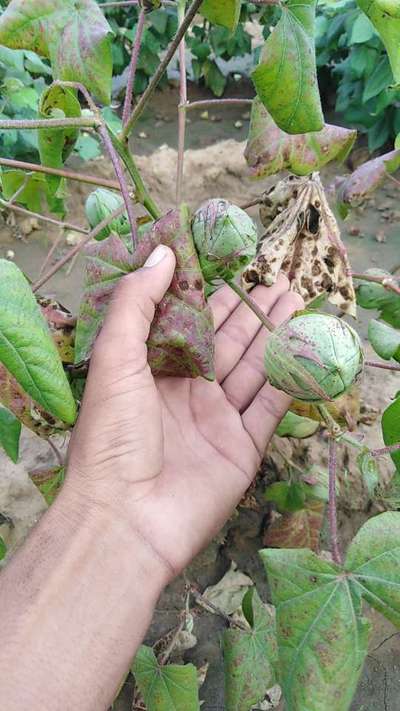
[202,562,253,616]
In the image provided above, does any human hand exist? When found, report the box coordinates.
[67,244,304,581]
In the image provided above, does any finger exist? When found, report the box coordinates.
[208,283,241,330]
[241,383,292,458]
[89,245,176,377]
[221,290,304,412]
[214,274,291,382]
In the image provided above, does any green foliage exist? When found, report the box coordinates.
[252,0,323,134]
[223,588,277,711]
[275,411,319,439]
[0,405,21,462]
[132,645,200,711]
[0,536,6,561]
[0,260,76,424]
[29,466,65,505]
[368,319,400,361]
[357,0,400,82]
[382,396,400,472]
[200,0,241,32]
[265,482,307,513]
[356,270,400,327]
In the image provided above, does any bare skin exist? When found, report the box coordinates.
[0,245,303,710]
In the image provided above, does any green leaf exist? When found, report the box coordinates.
[74,133,101,161]
[356,269,400,328]
[251,0,324,134]
[223,588,277,711]
[362,55,393,101]
[0,169,48,212]
[345,512,400,626]
[38,84,81,203]
[276,411,319,439]
[265,482,306,513]
[260,548,370,711]
[0,260,76,424]
[29,465,65,505]
[368,319,400,361]
[0,406,21,463]
[0,0,113,104]
[382,396,400,472]
[203,58,227,97]
[132,645,200,711]
[357,0,400,83]
[245,99,355,178]
[357,450,380,495]
[350,12,375,42]
[200,0,241,31]
[0,536,6,561]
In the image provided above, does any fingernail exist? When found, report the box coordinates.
[144,244,169,268]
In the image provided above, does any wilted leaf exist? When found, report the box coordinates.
[38,84,81,206]
[265,482,306,513]
[245,99,356,178]
[251,0,323,134]
[357,0,400,83]
[223,589,277,711]
[345,512,400,626]
[263,500,325,551]
[356,269,400,328]
[368,319,400,361]
[260,548,370,711]
[0,260,76,424]
[0,406,21,463]
[276,411,319,439]
[203,562,254,616]
[0,0,113,103]
[132,645,200,711]
[382,396,400,472]
[39,297,76,365]
[336,149,400,212]
[291,386,361,431]
[29,465,65,505]
[200,0,241,31]
[75,208,215,380]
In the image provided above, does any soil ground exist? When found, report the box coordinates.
[0,84,400,710]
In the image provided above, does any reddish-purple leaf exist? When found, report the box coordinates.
[263,500,325,551]
[245,98,356,179]
[336,149,400,208]
[75,207,216,380]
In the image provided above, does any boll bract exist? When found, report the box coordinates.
[264,313,364,402]
[192,198,258,283]
[85,188,130,241]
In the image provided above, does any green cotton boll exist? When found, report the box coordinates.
[192,198,258,284]
[264,313,364,403]
[85,188,130,241]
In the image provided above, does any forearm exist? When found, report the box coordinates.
[0,481,168,711]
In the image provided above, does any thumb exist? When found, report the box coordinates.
[92,244,176,372]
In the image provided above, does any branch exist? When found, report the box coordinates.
[352,271,400,297]
[328,437,342,565]
[0,157,122,191]
[371,442,400,458]
[100,0,175,6]
[122,7,146,129]
[0,117,99,130]
[32,204,126,293]
[176,0,187,205]
[185,98,254,111]
[120,0,204,140]
[0,197,88,235]
[225,279,276,332]
[365,360,400,372]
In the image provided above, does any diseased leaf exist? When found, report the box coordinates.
[260,548,370,711]
[357,0,400,83]
[251,0,324,134]
[0,0,113,103]
[265,482,306,513]
[263,500,325,551]
[223,588,277,711]
[336,150,400,211]
[357,450,380,495]
[39,297,76,365]
[0,406,21,463]
[382,396,400,472]
[0,260,76,424]
[200,0,241,31]
[132,645,200,711]
[75,208,215,380]
[368,319,400,362]
[203,562,253,616]
[346,512,400,626]
[38,84,81,205]
[245,99,356,178]
[29,465,65,505]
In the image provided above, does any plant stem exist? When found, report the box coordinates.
[39,227,66,278]
[240,196,262,210]
[352,271,400,296]
[189,586,247,630]
[365,360,400,372]
[100,0,175,6]
[185,98,254,111]
[176,0,187,205]
[0,157,122,191]
[120,0,204,140]
[32,205,126,293]
[317,404,342,437]
[328,437,342,565]
[0,198,88,235]
[225,279,276,331]
[122,7,146,129]
[47,438,64,468]
[108,128,161,219]
[0,117,99,130]
[371,442,400,458]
